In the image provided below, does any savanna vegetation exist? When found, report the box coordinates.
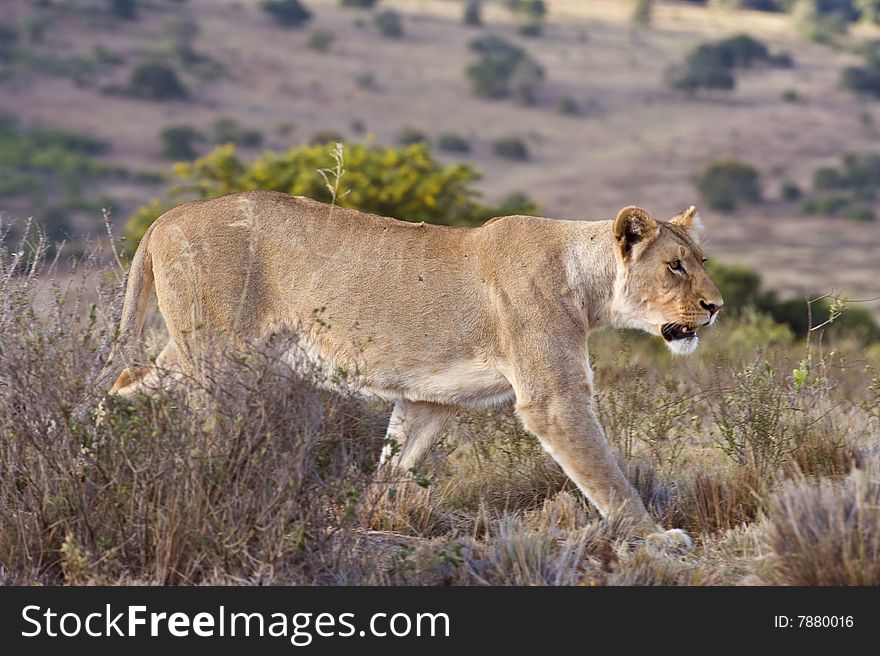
[2,0,880,587]
[1,213,879,585]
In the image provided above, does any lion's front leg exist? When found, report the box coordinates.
[515,387,652,525]
[511,358,691,547]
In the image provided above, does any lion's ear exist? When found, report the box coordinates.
[670,205,704,237]
[613,206,658,261]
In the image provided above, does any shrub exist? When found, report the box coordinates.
[307,29,335,51]
[437,133,471,153]
[340,0,379,7]
[160,125,205,161]
[309,129,344,145]
[492,136,529,161]
[261,0,312,27]
[464,193,540,226]
[397,127,429,146]
[843,205,875,221]
[667,34,789,94]
[632,0,653,27]
[108,0,138,20]
[125,141,540,250]
[840,151,880,190]
[793,1,853,43]
[695,159,761,211]
[841,64,880,97]
[93,45,124,66]
[802,152,880,215]
[213,117,263,148]
[666,48,735,94]
[780,181,802,200]
[355,72,378,90]
[374,10,404,39]
[706,259,880,344]
[558,96,579,115]
[715,0,784,9]
[812,166,844,190]
[466,36,544,103]
[0,116,116,236]
[464,0,483,27]
[0,26,18,62]
[123,62,188,100]
[516,0,547,19]
[761,469,880,585]
[518,22,542,37]
[800,193,848,215]
[0,245,385,584]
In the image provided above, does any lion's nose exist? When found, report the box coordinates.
[700,300,720,315]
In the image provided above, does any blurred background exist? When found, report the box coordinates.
[1,0,879,330]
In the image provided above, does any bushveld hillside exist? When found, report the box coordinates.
[1,0,879,309]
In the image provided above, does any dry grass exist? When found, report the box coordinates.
[758,468,880,585]
[1,227,878,586]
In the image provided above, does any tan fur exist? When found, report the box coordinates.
[107,191,722,539]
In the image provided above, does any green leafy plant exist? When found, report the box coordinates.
[695,159,761,211]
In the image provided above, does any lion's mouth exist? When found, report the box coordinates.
[661,323,698,342]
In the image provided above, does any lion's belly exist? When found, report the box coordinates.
[285,336,513,407]
[388,360,515,407]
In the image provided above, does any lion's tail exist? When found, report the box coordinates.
[94,222,157,397]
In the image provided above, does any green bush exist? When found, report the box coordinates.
[492,136,529,161]
[843,205,875,221]
[801,152,880,215]
[466,36,544,103]
[0,26,18,63]
[666,47,735,93]
[261,0,312,27]
[0,115,117,238]
[516,0,547,19]
[667,34,790,94]
[307,29,335,52]
[309,130,344,145]
[464,0,483,26]
[93,45,124,66]
[706,260,880,343]
[108,0,138,20]
[632,0,654,27]
[695,159,761,211]
[160,125,205,161]
[780,181,802,200]
[397,127,429,146]
[123,62,188,100]
[355,72,378,90]
[126,141,540,251]
[812,166,844,190]
[374,10,404,39]
[213,117,263,148]
[558,96,579,115]
[799,194,848,215]
[438,133,471,153]
[715,0,784,9]
[841,64,880,97]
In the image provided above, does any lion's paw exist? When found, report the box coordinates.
[645,528,693,551]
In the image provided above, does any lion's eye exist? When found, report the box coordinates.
[701,257,708,264]
[668,260,684,273]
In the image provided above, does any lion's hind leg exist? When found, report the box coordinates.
[379,399,457,474]
[109,340,183,399]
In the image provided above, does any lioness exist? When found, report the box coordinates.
[106,191,722,543]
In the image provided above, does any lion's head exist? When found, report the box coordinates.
[610,205,723,355]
